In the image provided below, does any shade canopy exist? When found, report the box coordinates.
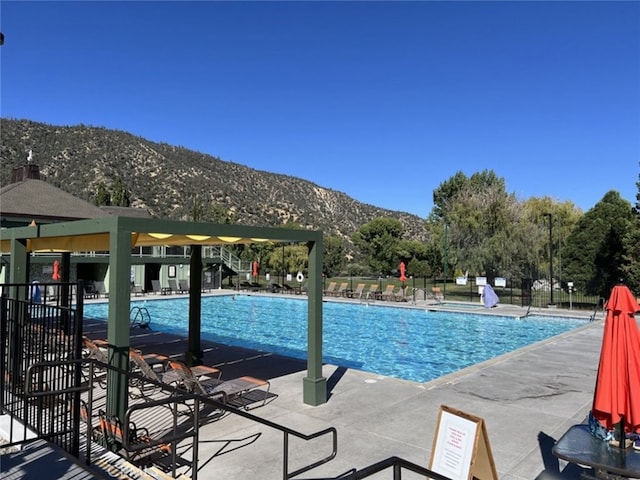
[592,284,640,433]
[0,216,310,254]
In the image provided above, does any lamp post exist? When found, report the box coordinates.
[443,224,449,298]
[281,244,285,285]
[544,213,554,306]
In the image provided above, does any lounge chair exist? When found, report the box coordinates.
[94,281,108,298]
[82,336,110,384]
[178,279,190,293]
[83,283,99,299]
[323,281,337,296]
[168,279,179,294]
[365,284,381,300]
[393,286,410,302]
[97,409,174,467]
[166,359,272,410]
[129,349,168,398]
[281,283,295,294]
[131,284,144,296]
[334,282,348,297]
[347,283,366,299]
[432,287,445,302]
[380,285,397,301]
[151,279,163,295]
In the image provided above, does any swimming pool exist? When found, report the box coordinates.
[83,295,587,383]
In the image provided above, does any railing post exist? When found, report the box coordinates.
[283,432,289,480]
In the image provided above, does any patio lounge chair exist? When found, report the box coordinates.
[168,279,179,294]
[178,279,189,293]
[166,359,273,410]
[334,282,348,297]
[151,279,171,295]
[97,409,175,467]
[82,336,110,384]
[347,283,366,299]
[380,285,397,301]
[432,287,445,302]
[323,281,337,296]
[128,349,170,398]
[129,348,222,398]
[365,284,381,300]
[93,281,108,298]
[131,284,144,296]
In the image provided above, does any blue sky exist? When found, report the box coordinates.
[1,1,639,219]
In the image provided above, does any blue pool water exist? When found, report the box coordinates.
[83,295,586,383]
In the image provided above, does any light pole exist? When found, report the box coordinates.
[544,213,554,306]
[443,224,449,298]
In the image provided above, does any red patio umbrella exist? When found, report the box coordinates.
[591,283,640,441]
[399,261,407,283]
[52,260,61,281]
[252,261,259,279]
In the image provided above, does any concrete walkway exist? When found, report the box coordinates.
[191,305,603,480]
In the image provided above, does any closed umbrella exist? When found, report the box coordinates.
[52,260,61,281]
[399,261,407,283]
[591,283,640,445]
[252,261,259,280]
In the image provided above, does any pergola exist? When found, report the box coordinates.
[1,215,327,418]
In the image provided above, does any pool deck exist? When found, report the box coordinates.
[5,292,609,479]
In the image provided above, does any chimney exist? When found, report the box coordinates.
[11,164,41,183]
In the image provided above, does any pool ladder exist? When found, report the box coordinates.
[130,306,151,329]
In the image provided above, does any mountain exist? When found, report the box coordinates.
[0,118,428,242]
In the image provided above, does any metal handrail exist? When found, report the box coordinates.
[130,305,151,328]
[334,456,452,479]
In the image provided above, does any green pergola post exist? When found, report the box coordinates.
[106,223,132,420]
[186,245,203,366]
[303,238,327,406]
[8,238,29,383]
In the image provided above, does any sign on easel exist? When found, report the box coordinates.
[429,405,498,480]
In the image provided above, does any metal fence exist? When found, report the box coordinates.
[0,282,84,456]
[335,276,602,311]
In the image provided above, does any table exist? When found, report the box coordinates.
[552,424,640,478]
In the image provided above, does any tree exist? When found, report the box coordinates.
[264,244,308,281]
[621,163,640,293]
[323,235,345,277]
[563,191,635,296]
[94,182,111,206]
[111,178,131,207]
[522,197,583,283]
[351,218,404,275]
[432,170,523,283]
